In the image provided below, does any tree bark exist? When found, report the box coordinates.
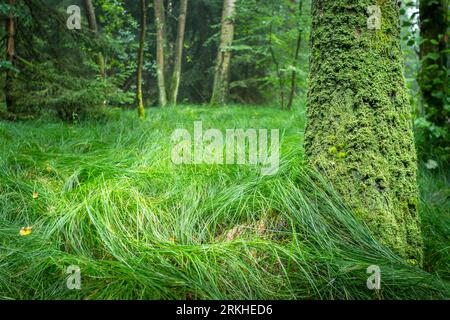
[419,0,448,128]
[136,0,146,118]
[5,0,15,113]
[169,0,188,105]
[305,0,423,264]
[83,0,105,78]
[286,0,304,111]
[210,0,236,105]
[154,0,168,107]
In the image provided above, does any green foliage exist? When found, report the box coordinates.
[0,1,32,24]
[0,61,19,74]
[402,0,450,161]
[1,0,132,120]
[1,0,313,110]
[230,0,310,106]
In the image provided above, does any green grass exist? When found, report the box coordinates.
[0,105,448,300]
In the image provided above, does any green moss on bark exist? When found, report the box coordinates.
[305,0,423,264]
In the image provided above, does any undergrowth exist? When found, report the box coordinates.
[0,105,448,299]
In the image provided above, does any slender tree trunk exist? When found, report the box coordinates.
[83,0,105,78]
[169,0,188,105]
[419,0,448,128]
[5,0,15,113]
[165,0,174,79]
[286,0,304,111]
[210,0,236,105]
[84,0,98,32]
[305,0,423,264]
[136,0,146,118]
[269,1,286,109]
[154,0,168,107]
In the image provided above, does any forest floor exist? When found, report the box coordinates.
[0,105,449,299]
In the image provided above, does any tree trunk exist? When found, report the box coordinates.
[83,0,105,78]
[136,0,146,118]
[169,0,188,105]
[154,0,168,107]
[5,0,15,113]
[210,0,236,105]
[305,0,423,264]
[419,0,448,128]
[269,0,286,109]
[286,0,304,111]
[84,0,98,32]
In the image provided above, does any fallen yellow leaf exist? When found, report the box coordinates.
[19,226,33,236]
[32,192,39,199]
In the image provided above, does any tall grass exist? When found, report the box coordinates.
[0,105,448,300]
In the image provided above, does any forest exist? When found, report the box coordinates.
[0,0,448,300]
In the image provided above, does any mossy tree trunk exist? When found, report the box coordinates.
[83,0,105,78]
[210,0,236,105]
[305,0,423,264]
[5,0,16,113]
[136,0,146,118]
[419,0,448,128]
[154,0,168,107]
[169,0,188,106]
